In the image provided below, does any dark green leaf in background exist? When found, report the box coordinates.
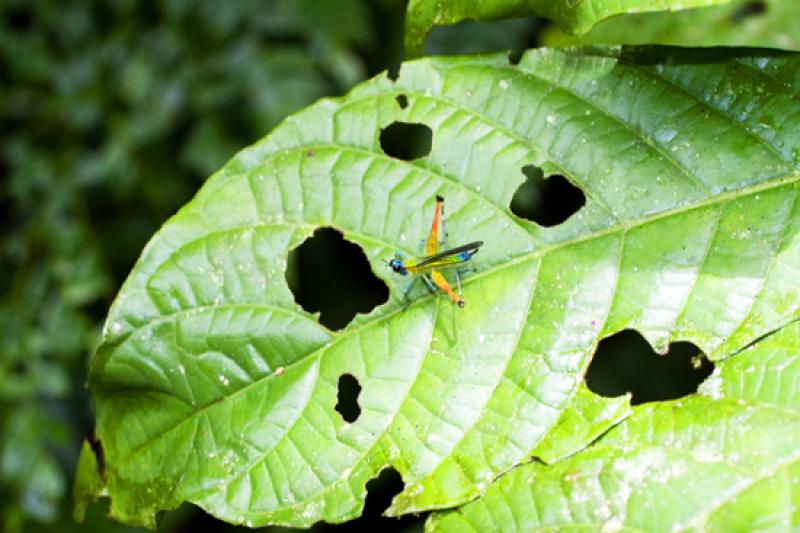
[404,0,734,57]
[543,0,800,50]
[82,45,800,528]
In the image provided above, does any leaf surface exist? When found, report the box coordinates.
[83,46,800,528]
[429,319,800,532]
[404,0,733,57]
[542,0,800,50]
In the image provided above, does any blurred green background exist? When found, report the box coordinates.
[2,0,783,531]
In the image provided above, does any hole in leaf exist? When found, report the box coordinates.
[286,228,388,330]
[362,468,405,519]
[395,93,408,109]
[335,374,362,423]
[319,467,425,532]
[379,122,432,161]
[510,165,585,227]
[387,59,402,81]
[731,1,766,22]
[586,329,714,405]
[507,49,524,66]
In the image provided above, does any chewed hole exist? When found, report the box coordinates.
[510,165,585,227]
[586,329,714,405]
[507,49,524,66]
[395,94,408,109]
[731,1,766,21]
[387,60,401,81]
[334,467,425,531]
[379,122,432,161]
[286,228,388,330]
[362,468,404,519]
[335,374,361,423]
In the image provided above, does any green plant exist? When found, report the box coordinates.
[76,1,800,531]
[431,319,800,531]
[404,0,733,56]
[541,0,799,49]
[0,0,400,530]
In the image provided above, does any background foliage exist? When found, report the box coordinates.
[542,0,798,49]
[2,0,798,532]
[1,0,405,530]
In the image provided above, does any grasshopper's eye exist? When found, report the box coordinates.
[387,259,408,275]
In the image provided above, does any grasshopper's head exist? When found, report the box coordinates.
[386,256,408,276]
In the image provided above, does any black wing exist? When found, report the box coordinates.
[416,241,484,267]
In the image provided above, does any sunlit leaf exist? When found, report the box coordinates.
[429,319,800,531]
[83,46,800,528]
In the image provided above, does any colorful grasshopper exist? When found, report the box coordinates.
[386,195,482,307]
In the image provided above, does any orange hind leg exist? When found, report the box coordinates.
[431,270,464,308]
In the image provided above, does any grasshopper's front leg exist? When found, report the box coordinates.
[403,277,417,299]
[421,274,437,294]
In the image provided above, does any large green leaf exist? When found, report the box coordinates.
[404,0,733,57]
[82,46,800,528]
[543,0,800,50]
[429,319,800,531]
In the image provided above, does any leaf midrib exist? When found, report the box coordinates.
[101,151,800,381]
[148,137,800,347]
[104,167,800,478]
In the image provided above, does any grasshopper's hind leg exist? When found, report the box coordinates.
[438,197,465,306]
[430,271,464,307]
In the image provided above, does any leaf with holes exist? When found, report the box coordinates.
[542,0,800,50]
[429,319,800,532]
[80,45,800,528]
[404,0,734,57]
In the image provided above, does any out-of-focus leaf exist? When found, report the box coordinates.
[429,319,800,532]
[404,0,734,57]
[0,408,67,523]
[84,45,800,528]
[423,17,539,57]
[0,0,390,530]
[543,0,800,50]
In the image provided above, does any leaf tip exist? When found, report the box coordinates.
[72,440,103,523]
